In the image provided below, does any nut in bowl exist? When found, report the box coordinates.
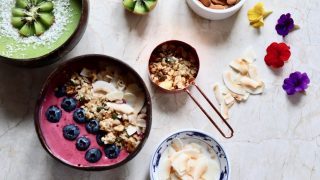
[35,54,152,170]
[150,130,230,180]
[148,40,234,138]
[186,0,247,20]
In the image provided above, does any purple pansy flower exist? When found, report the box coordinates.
[282,71,310,95]
[276,13,295,37]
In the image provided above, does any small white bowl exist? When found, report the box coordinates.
[150,130,230,180]
[186,0,247,20]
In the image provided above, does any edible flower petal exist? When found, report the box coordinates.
[247,2,272,28]
[264,42,291,68]
[275,13,299,37]
[282,72,310,95]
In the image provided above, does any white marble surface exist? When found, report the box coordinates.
[0,0,320,179]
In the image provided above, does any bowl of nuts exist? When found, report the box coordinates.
[148,40,233,138]
[35,54,152,170]
[186,0,247,20]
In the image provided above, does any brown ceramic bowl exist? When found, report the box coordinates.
[34,54,152,170]
[0,0,89,67]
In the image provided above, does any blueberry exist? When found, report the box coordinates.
[85,148,102,163]
[76,136,91,151]
[45,106,62,123]
[54,85,66,98]
[85,119,100,134]
[96,131,106,146]
[73,108,86,123]
[104,144,120,159]
[61,97,77,112]
[63,124,80,140]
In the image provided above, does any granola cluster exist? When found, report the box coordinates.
[149,44,198,90]
[65,68,147,153]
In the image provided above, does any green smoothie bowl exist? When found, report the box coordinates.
[0,0,89,67]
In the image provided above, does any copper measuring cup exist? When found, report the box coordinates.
[148,40,234,138]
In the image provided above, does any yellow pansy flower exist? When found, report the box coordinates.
[247,2,272,28]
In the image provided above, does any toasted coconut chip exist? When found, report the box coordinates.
[229,58,250,75]
[224,93,235,105]
[126,125,138,136]
[80,68,92,77]
[248,64,259,80]
[106,91,124,101]
[133,92,145,114]
[221,101,234,120]
[239,76,262,89]
[223,70,247,95]
[123,92,136,105]
[106,102,134,114]
[242,82,265,95]
[92,80,116,94]
[213,83,224,105]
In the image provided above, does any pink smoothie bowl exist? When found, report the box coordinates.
[34,54,152,170]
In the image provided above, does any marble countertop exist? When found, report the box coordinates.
[0,0,319,179]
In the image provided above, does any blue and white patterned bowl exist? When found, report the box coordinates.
[150,130,230,180]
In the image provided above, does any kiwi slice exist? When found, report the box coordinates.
[11,0,55,37]
[123,0,157,15]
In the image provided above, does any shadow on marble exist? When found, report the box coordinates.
[185,5,239,45]
[123,10,150,37]
[149,83,189,113]
[0,63,56,117]
[269,67,284,76]
[287,92,304,105]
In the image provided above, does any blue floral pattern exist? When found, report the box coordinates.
[150,130,229,180]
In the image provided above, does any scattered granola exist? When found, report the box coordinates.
[149,44,198,90]
[64,67,147,153]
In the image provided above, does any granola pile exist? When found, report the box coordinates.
[65,67,147,153]
[149,44,198,90]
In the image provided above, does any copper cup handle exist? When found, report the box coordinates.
[184,82,234,138]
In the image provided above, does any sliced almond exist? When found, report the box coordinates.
[213,83,224,105]
[223,70,247,95]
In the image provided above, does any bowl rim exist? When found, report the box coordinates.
[0,0,89,67]
[189,0,247,14]
[149,129,230,180]
[34,54,153,171]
